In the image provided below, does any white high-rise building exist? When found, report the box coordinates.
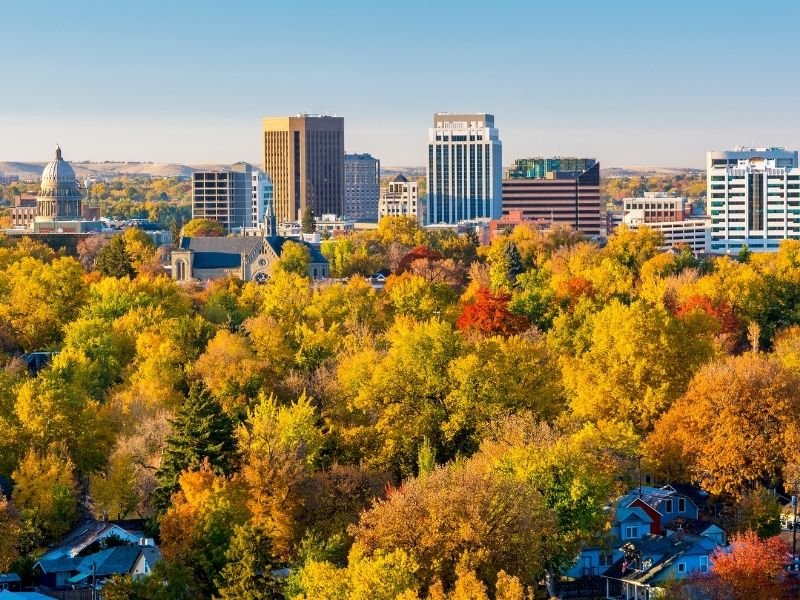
[707,147,800,253]
[379,175,419,220]
[426,113,502,224]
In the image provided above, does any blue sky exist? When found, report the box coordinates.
[2,0,799,167]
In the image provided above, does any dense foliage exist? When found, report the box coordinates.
[2,215,800,597]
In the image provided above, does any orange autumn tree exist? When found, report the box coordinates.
[704,531,790,600]
[644,353,800,498]
[456,287,529,336]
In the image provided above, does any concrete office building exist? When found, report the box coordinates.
[623,193,710,253]
[379,174,419,220]
[263,115,345,223]
[502,157,601,237]
[707,147,800,253]
[191,162,253,232]
[426,113,502,224]
[344,153,380,220]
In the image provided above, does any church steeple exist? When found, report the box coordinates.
[264,196,277,238]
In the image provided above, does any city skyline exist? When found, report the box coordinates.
[2,0,800,167]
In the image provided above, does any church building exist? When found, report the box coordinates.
[171,198,328,282]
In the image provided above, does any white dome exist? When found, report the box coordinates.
[41,145,77,185]
[37,145,82,203]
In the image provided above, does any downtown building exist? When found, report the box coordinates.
[263,114,344,223]
[501,157,601,238]
[426,113,502,224]
[707,147,800,253]
[622,192,710,253]
[191,162,254,232]
[344,153,380,220]
[379,174,419,221]
[251,169,274,230]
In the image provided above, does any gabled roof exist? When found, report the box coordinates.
[40,521,142,561]
[39,545,143,578]
[665,483,709,508]
[180,236,261,254]
[664,516,723,537]
[179,235,328,269]
[617,506,653,524]
[133,547,162,571]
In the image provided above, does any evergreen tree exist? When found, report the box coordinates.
[153,383,237,513]
[97,235,135,278]
[301,207,316,234]
[503,241,524,285]
[738,243,752,263]
[216,523,283,600]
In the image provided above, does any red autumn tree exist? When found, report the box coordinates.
[702,531,790,600]
[398,246,443,273]
[456,287,529,336]
[676,294,740,335]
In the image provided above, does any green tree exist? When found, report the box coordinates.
[216,523,283,600]
[302,207,317,234]
[153,383,238,513]
[97,235,136,278]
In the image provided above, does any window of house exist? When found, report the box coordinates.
[677,562,686,574]
[678,498,686,512]
[699,556,708,573]
[665,499,673,513]
[625,526,639,539]
[599,552,614,566]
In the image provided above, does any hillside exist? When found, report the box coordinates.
[0,161,231,179]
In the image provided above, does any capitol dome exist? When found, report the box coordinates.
[39,146,80,196]
[36,145,83,220]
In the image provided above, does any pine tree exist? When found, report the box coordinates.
[503,241,524,285]
[97,235,135,278]
[301,207,316,234]
[216,523,283,600]
[153,383,237,513]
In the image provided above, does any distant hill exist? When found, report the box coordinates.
[602,166,704,178]
[0,161,232,180]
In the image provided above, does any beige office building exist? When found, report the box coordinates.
[263,115,344,223]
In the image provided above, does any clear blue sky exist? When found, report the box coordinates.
[2,0,799,167]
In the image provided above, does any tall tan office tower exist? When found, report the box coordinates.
[262,115,345,223]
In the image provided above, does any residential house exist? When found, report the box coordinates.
[602,534,717,599]
[565,485,723,598]
[38,521,143,563]
[33,520,159,590]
